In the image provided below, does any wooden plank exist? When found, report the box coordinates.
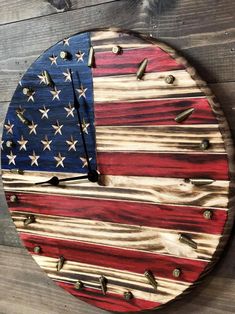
[96,125,226,153]
[95,98,217,126]
[12,211,221,261]
[93,71,203,103]
[7,192,228,235]
[31,254,191,304]
[20,233,208,283]
[2,171,230,208]
[0,0,116,25]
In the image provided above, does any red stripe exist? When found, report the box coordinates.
[55,281,161,312]
[95,98,217,126]
[97,152,229,180]
[20,233,208,283]
[8,193,227,234]
[93,46,184,77]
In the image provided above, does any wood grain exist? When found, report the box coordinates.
[6,192,228,234]
[2,171,230,208]
[93,70,203,103]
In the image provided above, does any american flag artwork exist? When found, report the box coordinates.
[1,30,234,313]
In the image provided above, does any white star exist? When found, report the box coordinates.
[50,87,61,101]
[28,121,38,135]
[29,151,39,166]
[64,103,75,117]
[52,120,63,135]
[49,54,58,65]
[1,140,4,150]
[39,105,50,119]
[76,85,87,99]
[63,38,70,46]
[17,106,25,115]
[4,120,14,134]
[66,136,78,151]
[63,69,72,82]
[81,118,90,134]
[17,135,28,151]
[38,72,47,85]
[75,51,85,62]
[27,91,35,102]
[41,135,52,151]
[54,152,65,168]
[7,151,17,165]
[80,157,92,168]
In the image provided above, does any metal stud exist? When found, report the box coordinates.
[10,195,18,203]
[57,256,65,271]
[189,178,214,186]
[172,268,181,278]
[60,51,71,60]
[203,209,213,220]
[16,110,31,126]
[6,140,14,148]
[112,45,122,54]
[165,75,175,84]
[33,246,41,254]
[99,275,107,295]
[22,87,34,97]
[144,270,158,290]
[24,215,36,226]
[10,168,24,175]
[136,58,148,80]
[179,234,197,249]
[124,291,133,301]
[74,280,84,290]
[175,108,194,123]
[200,139,210,150]
[88,46,95,67]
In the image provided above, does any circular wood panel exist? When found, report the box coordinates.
[1,30,234,313]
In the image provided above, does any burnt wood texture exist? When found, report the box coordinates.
[0,1,235,314]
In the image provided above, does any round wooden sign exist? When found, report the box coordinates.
[1,30,234,313]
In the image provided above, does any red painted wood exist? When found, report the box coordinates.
[97,152,229,180]
[20,233,208,283]
[55,281,162,312]
[95,98,217,126]
[93,46,184,77]
[8,193,227,234]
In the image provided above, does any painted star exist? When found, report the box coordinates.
[28,121,38,135]
[17,135,28,151]
[50,87,61,101]
[80,157,92,168]
[27,91,35,102]
[63,37,70,46]
[76,85,87,99]
[54,152,65,168]
[64,103,75,117]
[75,51,85,62]
[41,135,52,151]
[1,140,4,150]
[66,136,78,151]
[29,151,39,166]
[17,106,25,115]
[52,120,63,135]
[38,72,47,85]
[81,118,90,134]
[7,151,17,165]
[4,120,14,134]
[49,54,58,65]
[63,68,72,82]
[39,105,50,119]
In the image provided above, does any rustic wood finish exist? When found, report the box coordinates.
[0,1,235,314]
